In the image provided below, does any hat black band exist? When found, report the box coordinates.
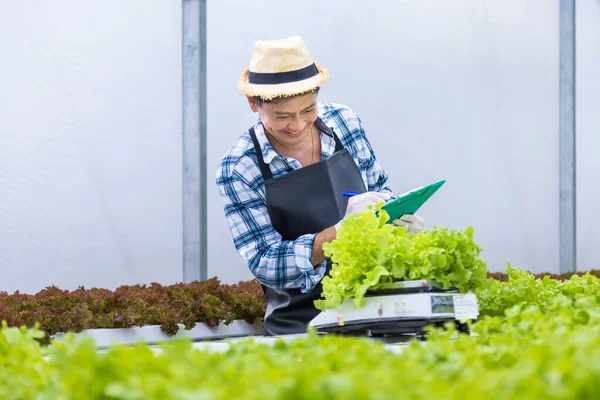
[248,63,319,85]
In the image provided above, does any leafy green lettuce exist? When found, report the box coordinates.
[476,263,600,317]
[315,204,488,310]
[3,292,600,399]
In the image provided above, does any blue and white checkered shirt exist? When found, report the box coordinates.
[215,102,393,293]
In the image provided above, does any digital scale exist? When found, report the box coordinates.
[309,280,479,341]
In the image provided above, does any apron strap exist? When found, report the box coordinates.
[248,127,273,181]
[331,127,344,152]
[315,117,344,152]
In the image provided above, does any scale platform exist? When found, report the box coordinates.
[309,280,479,341]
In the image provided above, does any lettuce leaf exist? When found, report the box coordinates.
[315,204,488,310]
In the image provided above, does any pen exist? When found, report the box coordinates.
[343,191,398,200]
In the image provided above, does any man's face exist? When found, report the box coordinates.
[248,92,319,148]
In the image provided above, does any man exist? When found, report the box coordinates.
[216,36,424,336]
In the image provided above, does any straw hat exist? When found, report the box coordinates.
[237,36,330,100]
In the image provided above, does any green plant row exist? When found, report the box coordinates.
[477,263,600,317]
[0,278,266,343]
[1,274,599,400]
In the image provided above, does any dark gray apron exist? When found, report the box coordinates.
[249,117,366,336]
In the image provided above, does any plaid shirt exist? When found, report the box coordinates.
[215,102,393,293]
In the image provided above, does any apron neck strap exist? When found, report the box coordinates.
[331,127,344,152]
[249,126,273,181]
[314,117,344,152]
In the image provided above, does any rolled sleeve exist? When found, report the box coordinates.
[216,164,325,293]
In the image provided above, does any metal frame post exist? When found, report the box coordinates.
[182,0,207,282]
[559,0,576,273]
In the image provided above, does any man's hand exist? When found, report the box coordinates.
[334,191,392,231]
[392,214,425,234]
[312,226,336,266]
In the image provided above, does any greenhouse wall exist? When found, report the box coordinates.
[0,0,598,294]
[207,0,564,283]
[0,1,183,293]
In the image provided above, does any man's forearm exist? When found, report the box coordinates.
[311,226,337,266]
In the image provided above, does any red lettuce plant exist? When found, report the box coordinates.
[0,278,266,340]
[488,269,600,282]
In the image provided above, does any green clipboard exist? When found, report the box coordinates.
[381,179,446,222]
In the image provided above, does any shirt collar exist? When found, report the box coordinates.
[253,107,336,165]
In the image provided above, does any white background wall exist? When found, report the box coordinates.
[0,1,182,294]
[1,1,597,294]
[576,0,600,272]
[207,0,561,283]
